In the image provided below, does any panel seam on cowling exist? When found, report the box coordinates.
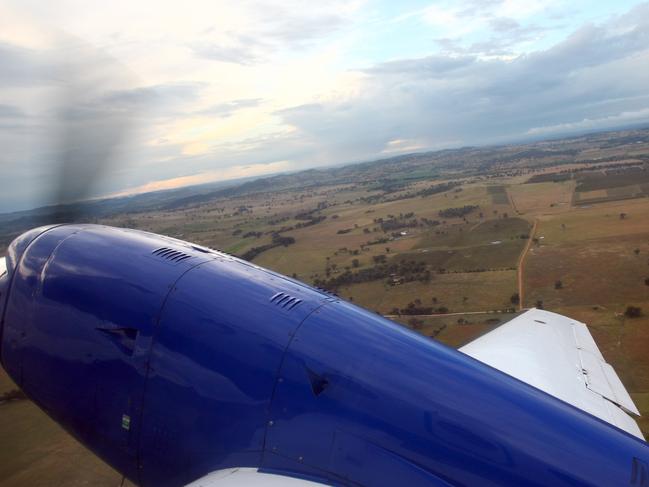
[260,299,335,463]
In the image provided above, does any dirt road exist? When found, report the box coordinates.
[517,218,538,310]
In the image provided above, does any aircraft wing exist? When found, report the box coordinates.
[460,309,644,440]
[0,256,6,276]
[185,468,326,486]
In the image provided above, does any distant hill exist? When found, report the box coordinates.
[1,126,648,243]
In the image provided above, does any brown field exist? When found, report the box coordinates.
[524,236,649,308]
[507,181,575,215]
[338,270,517,314]
[392,312,517,348]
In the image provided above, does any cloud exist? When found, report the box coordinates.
[526,107,649,136]
[192,2,354,64]
[0,41,55,87]
[102,83,201,107]
[109,159,292,197]
[489,17,520,32]
[457,0,505,18]
[191,35,266,65]
[0,104,25,118]
[275,4,649,163]
[363,55,476,77]
[197,98,264,117]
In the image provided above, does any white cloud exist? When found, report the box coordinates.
[526,107,649,136]
[108,159,292,196]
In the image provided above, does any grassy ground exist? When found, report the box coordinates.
[338,270,517,314]
[392,312,518,348]
[0,369,131,487]
[508,180,574,215]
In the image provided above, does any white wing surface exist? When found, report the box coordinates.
[185,468,327,486]
[460,308,644,440]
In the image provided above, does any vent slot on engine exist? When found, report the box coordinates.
[151,247,192,263]
[270,292,303,310]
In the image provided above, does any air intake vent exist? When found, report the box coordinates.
[315,286,339,302]
[152,247,192,263]
[270,292,303,310]
[315,286,338,297]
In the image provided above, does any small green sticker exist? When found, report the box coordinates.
[122,414,131,431]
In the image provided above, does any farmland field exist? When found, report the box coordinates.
[508,181,574,214]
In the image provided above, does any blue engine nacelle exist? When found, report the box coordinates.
[0,225,647,487]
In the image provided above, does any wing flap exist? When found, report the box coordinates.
[460,309,644,440]
[601,360,640,415]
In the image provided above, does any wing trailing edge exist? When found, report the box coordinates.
[460,308,644,440]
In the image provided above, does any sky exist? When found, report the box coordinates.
[1,0,649,211]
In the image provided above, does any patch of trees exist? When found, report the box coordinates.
[241,233,296,261]
[0,389,27,404]
[400,304,434,315]
[374,180,409,194]
[233,206,252,216]
[294,203,329,221]
[274,235,296,246]
[526,173,573,184]
[358,194,384,204]
[295,210,316,220]
[394,302,448,315]
[337,228,352,234]
[268,216,290,225]
[372,213,440,233]
[313,259,431,291]
[380,218,419,232]
[359,181,463,204]
[624,306,642,318]
[416,181,462,198]
[420,218,441,227]
[438,205,479,218]
[365,237,390,246]
[265,216,328,236]
[295,215,326,229]
[438,267,517,274]
[381,218,419,233]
